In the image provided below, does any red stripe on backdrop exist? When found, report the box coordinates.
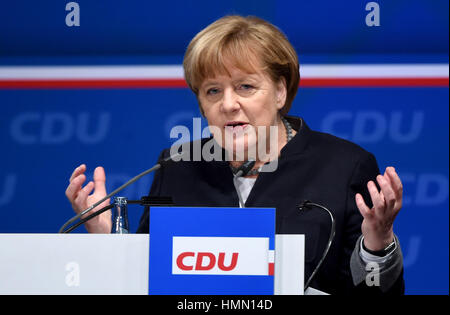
[299,77,449,87]
[268,263,274,276]
[0,79,189,89]
[0,78,448,89]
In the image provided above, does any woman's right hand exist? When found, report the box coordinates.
[65,164,112,233]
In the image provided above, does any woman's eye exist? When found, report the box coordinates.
[239,84,254,90]
[237,84,256,96]
[206,88,220,95]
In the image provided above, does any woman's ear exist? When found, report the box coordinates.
[275,77,287,111]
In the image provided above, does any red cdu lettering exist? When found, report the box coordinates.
[176,252,240,272]
[176,252,195,271]
[217,252,239,271]
[195,252,216,270]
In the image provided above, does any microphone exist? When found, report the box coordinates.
[233,159,256,208]
[233,159,256,178]
[58,151,185,234]
[298,200,336,291]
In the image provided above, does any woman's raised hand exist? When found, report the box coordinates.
[65,164,112,233]
[355,166,403,251]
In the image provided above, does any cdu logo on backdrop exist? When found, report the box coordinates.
[0,174,17,208]
[320,110,424,144]
[401,173,449,207]
[10,112,111,145]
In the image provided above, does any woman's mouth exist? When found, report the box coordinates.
[225,121,249,132]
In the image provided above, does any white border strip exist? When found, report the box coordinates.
[0,64,448,80]
[0,65,184,80]
[300,64,449,78]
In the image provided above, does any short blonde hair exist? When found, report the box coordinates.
[183,15,300,115]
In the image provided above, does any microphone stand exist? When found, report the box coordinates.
[59,152,184,234]
[61,196,173,234]
[232,160,256,208]
[298,200,336,291]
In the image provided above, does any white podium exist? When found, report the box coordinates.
[0,234,303,295]
[0,234,149,295]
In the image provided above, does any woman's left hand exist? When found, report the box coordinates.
[355,166,403,251]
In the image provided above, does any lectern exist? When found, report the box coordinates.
[0,207,305,294]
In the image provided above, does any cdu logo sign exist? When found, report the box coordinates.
[321,110,424,143]
[0,174,17,207]
[401,173,449,207]
[172,237,274,276]
[10,112,111,145]
[149,207,275,294]
[176,252,239,272]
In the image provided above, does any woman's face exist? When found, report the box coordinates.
[198,65,287,161]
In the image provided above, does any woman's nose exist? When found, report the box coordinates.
[220,89,240,113]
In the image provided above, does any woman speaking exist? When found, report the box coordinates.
[65,15,404,295]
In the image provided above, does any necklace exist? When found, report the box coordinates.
[230,116,293,176]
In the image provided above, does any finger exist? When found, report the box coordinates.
[386,167,403,213]
[377,189,388,217]
[93,166,107,195]
[383,168,392,185]
[367,180,385,211]
[382,170,397,206]
[69,164,86,183]
[73,181,95,211]
[355,193,373,219]
[377,175,396,210]
[385,167,403,200]
[65,174,86,201]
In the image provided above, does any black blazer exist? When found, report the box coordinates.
[137,117,404,295]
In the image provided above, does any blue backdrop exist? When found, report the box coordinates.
[0,0,448,294]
